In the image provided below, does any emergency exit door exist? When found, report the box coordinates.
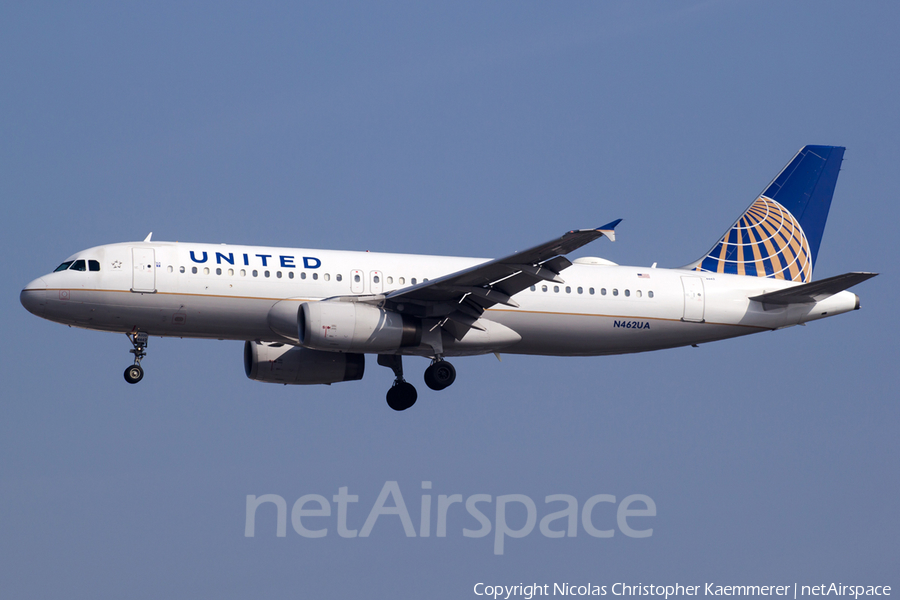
[132,248,156,293]
[681,276,705,322]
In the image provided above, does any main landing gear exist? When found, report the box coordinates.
[424,359,456,391]
[124,332,149,384]
[378,355,416,411]
[377,355,456,411]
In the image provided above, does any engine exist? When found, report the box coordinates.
[244,341,364,385]
[298,301,421,353]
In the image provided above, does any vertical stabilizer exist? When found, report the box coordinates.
[687,145,844,282]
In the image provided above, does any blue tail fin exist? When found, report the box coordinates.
[688,145,844,282]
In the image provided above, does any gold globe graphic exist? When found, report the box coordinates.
[696,196,812,282]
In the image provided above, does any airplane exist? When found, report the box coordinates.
[20,145,877,411]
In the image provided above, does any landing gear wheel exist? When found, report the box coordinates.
[386,381,417,411]
[124,364,144,384]
[125,332,148,384]
[424,360,456,391]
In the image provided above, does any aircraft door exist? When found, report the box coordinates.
[132,248,156,293]
[370,271,383,294]
[350,269,364,294]
[680,276,705,322]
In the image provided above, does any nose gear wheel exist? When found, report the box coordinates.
[124,332,148,385]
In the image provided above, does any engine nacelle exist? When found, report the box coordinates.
[299,301,421,353]
[244,341,364,385]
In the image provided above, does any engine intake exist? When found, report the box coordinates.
[244,341,364,385]
[299,301,421,353]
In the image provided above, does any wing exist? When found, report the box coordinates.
[360,220,622,340]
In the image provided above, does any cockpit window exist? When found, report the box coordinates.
[70,259,87,271]
[89,260,100,272]
[54,261,74,272]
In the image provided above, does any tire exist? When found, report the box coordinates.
[424,361,456,391]
[386,381,417,411]
[124,365,144,384]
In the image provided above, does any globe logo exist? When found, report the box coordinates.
[696,196,812,282]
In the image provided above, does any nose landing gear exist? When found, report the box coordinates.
[124,332,148,384]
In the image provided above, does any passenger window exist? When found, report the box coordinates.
[203,267,210,275]
[530,285,536,291]
[625,289,630,297]
[252,270,258,277]
[54,261,74,272]
[192,267,198,274]
[386,276,392,284]
[337,274,343,282]
[277,271,282,279]
[180,266,185,273]
[324,273,330,281]
[411,278,417,285]
[265,271,270,278]
[240,269,246,276]
[577,287,583,294]
[71,259,87,271]
[589,288,595,295]
[648,291,654,298]
[312,273,318,280]
[89,260,101,272]
[228,268,234,276]
[553,285,559,293]
[288,272,294,279]
[542,285,548,292]
[565,286,571,293]
[216,268,222,275]
[354,274,361,282]
[601,288,607,296]
[373,275,379,283]
[301,272,307,280]
[399,277,405,285]
[636,290,642,298]
[613,288,618,296]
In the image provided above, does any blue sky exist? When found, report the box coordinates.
[2,2,897,598]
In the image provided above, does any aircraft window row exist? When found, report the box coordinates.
[165,265,653,298]
[177,266,341,280]
[532,284,596,295]
[529,284,654,298]
[171,266,436,287]
[54,259,100,272]
[367,276,426,286]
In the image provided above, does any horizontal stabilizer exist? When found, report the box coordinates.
[749,272,878,305]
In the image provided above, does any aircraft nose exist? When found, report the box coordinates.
[20,277,48,317]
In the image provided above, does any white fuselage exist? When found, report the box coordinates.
[21,241,860,358]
